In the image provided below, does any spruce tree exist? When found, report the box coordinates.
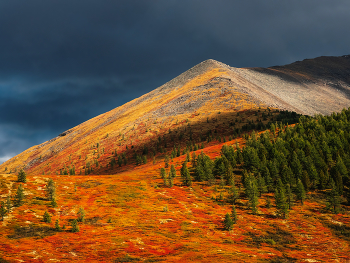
[51,197,57,208]
[275,179,289,219]
[266,196,272,208]
[186,151,190,162]
[55,219,61,231]
[170,164,177,178]
[181,161,191,186]
[14,184,25,207]
[168,174,173,188]
[286,184,293,209]
[71,219,79,232]
[231,204,237,224]
[43,211,51,223]
[17,169,26,183]
[0,202,7,221]
[46,178,56,201]
[228,182,239,204]
[246,175,259,214]
[257,173,267,197]
[160,168,166,179]
[223,213,233,231]
[327,179,341,214]
[296,179,306,205]
[77,207,85,223]
[6,195,11,212]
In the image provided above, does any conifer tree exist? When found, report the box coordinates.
[266,196,272,208]
[164,155,169,168]
[51,197,58,208]
[17,169,26,183]
[275,179,289,219]
[46,178,56,201]
[55,219,61,231]
[286,184,293,209]
[43,211,51,223]
[231,204,237,224]
[160,167,166,179]
[186,151,190,162]
[296,179,306,205]
[181,161,192,186]
[0,202,7,221]
[14,184,25,207]
[301,170,311,192]
[168,174,173,188]
[170,164,177,178]
[223,213,233,231]
[257,173,267,197]
[246,175,259,214]
[77,207,85,223]
[6,195,11,212]
[228,182,239,204]
[191,152,196,167]
[327,179,341,214]
[71,219,79,232]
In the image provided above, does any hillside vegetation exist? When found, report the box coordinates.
[1,55,350,262]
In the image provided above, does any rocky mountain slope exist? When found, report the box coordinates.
[1,55,350,175]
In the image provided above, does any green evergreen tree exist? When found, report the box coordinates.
[17,169,26,183]
[275,179,289,219]
[46,178,56,201]
[14,184,25,207]
[181,161,192,186]
[43,211,51,223]
[296,179,306,205]
[286,184,293,209]
[77,207,85,223]
[223,213,233,231]
[51,197,57,208]
[327,179,341,214]
[231,204,237,224]
[228,182,239,204]
[257,173,267,196]
[170,164,177,178]
[71,219,79,232]
[55,219,61,231]
[160,168,166,179]
[246,175,259,214]
[0,202,7,221]
[6,195,11,212]
[186,151,190,162]
[164,155,170,168]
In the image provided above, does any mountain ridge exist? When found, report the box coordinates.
[1,54,350,174]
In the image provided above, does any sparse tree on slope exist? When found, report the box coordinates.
[17,169,26,183]
[14,184,25,207]
[223,213,233,231]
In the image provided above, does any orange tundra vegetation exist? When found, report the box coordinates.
[0,58,350,262]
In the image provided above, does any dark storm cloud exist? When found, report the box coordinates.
[1,0,350,162]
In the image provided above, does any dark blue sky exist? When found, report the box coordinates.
[1,0,350,163]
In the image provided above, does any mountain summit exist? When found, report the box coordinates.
[1,55,350,175]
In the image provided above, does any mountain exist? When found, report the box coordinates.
[1,55,350,176]
[1,55,350,263]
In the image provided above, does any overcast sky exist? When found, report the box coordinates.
[1,0,350,163]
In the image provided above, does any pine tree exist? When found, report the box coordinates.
[275,179,289,219]
[55,219,61,231]
[71,219,79,232]
[301,170,310,192]
[77,207,85,223]
[51,197,57,208]
[181,161,191,186]
[191,152,196,167]
[246,175,259,214]
[257,173,267,196]
[228,183,239,204]
[14,184,25,207]
[168,174,173,188]
[296,179,306,205]
[231,204,237,224]
[164,155,169,168]
[186,151,190,162]
[6,195,11,212]
[160,168,166,179]
[170,164,177,178]
[327,179,341,214]
[223,213,233,231]
[43,211,51,223]
[286,184,293,209]
[17,169,26,183]
[46,178,56,201]
[0,202,7,221]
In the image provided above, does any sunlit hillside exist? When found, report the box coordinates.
[0,56,350,262]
